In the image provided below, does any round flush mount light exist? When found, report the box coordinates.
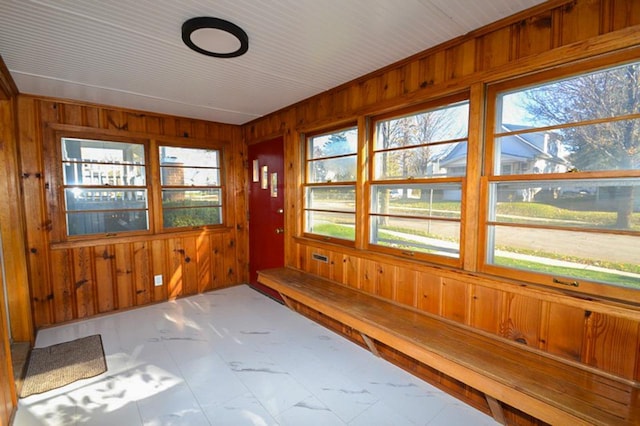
[182,17,248,58]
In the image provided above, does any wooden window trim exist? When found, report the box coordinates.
[155,141,226,232]
[49,130,153,243]
[366,95,470,267]
[302,124,358,245]
[481,55,640,304]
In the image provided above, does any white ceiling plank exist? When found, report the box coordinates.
[0,0,546,124]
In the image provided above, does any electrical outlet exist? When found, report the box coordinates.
[154,275,163,286]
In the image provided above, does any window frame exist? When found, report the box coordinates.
[156,141,226,232]
[481,57,640,303]
[302,124,359,246]
[57,132,152,240]
[366,93,470,267]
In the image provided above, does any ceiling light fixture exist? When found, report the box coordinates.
[182,17,248,58]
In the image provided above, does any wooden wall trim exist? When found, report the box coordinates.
[0,56,18,100]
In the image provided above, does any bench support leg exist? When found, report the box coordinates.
[280,294,295,310]
[485,395,506,425]
[360,333,380,357]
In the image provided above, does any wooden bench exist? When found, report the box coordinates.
[258,267,640,426]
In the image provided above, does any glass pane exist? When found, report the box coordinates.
[374,142,466,179]
[308,156,357,183]
[62,138,144,164]
[308,127,357,159]
[162,189,222,208]
[497,62,640,130]
[370,216,459,258]
[489,179,640,231]
[160,166,220,186]
[63,162,146,186]
[487,225,640,290]
[494,120,640,175]
[163,207,222,228]
[67,210,148,236]
[65,189,147,211]
[159,146,219,168]
[305,211,355,240]
[371,184,462,219]
[306,186,355,212]
[375,101,468,150]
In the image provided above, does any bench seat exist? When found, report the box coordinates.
[258,267,640,426]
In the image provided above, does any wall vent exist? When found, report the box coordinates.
[312,253,329,263]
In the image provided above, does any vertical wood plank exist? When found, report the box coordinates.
[73,247,96,318]
[559,0,603,45]
[500,293,541,347]
[83,105,101,128]
[543,303,585,362]
[445,39,476,80]
[611,0,640,30]
[584,313,639,380]
[416,271,441,315]
[151,239,167,302]
[145,115,162,135]
[125,112,146,133]
[210,233,225,289]
[394,267,417,308]
[329,251,344,283]
[49,249,74,323]
[61,103,83,126]
[115,243,134,309]
[515,11,554,58]
[104,109,127,131]
[183,236,198,296]
[94,245,115,313]
[16,97,52,328]
[441,278,468,324]
[377,262,394,300]
[476,27,512,71]
[470,285,503,334]
[223,235,237,285]
[133,241,151,305]
[360,259,378,294]
[196,232,212,293]
[167,238,184,299]
[343,254,360,289]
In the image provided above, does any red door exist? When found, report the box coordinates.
[248,137,285,300]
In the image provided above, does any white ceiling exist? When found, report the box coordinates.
[0,0,545,125]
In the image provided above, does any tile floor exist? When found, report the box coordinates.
[14,285,497,425]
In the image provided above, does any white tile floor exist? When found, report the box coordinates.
[14,285,497,426]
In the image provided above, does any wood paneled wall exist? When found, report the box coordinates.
[0,60,19,426]
[243,0,640,389]
[16,95,248,328]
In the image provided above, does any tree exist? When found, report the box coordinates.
[312,131,356,182]
[522,63,640,228]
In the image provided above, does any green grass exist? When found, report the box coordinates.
[311,223,355,240]
[495,257,640,289]
[377,199,640,230]
[495,202,640,229]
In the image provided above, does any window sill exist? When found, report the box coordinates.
[50,226,234,250]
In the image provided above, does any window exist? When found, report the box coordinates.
[62,138,148,236]
[485,60,640,296]
[303,126,358,242]
[159,146,223,229]
[369,97,469,264]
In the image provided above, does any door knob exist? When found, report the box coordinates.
[275,227,284,234]
[276,208,284,214]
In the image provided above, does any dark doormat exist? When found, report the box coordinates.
[20,334,107,398]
